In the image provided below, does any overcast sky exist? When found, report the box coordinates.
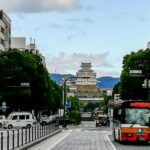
[1,0,150,77]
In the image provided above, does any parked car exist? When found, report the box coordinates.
[4,112,37,129]
[57,116,69,125]
[96,115,109,127]
[40,115,57,126]
[0,115,6,128]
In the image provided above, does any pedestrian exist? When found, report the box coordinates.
[106,117,110,127]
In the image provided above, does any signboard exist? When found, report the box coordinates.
[130,102,150,108]
[130,70,143,77]
[21,82,30,87]
[130,70,142,74]
[1,101,7,112]
[66,100,71,109]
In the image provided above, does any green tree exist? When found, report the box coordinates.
[103,95,113,114]
[83,102,95,112]
[113,82,121,96]
[95,100,105,110]
[120,49,150,100]
[67,96,80,112]
[0,49,62,114]
[66,96,82,124]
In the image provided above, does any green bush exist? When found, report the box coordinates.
[67,111,81,124]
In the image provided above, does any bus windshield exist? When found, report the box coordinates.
[125,108,150,126]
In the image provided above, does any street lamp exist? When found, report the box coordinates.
[62,76,90,128]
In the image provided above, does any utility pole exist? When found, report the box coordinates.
[62,76,90,128]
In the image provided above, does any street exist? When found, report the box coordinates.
[27,121,149,150]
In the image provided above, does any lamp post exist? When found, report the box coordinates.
[62,76,89,128]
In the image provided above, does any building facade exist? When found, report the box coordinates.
[11,37,46,66]
[76,62,97,93]
[0,10,11,51]
[11,37,26,50]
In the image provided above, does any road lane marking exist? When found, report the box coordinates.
[46,129,72,150]
[106,135,117,150]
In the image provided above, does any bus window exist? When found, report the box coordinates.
[113,108,122,123]
[125,108,150,126]
[118,109,122,122]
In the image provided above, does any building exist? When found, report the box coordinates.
[60,63,103,104]
[0,10,11,51]
[147,41,150,49]
[26,39,46,66]
[74,62,102,104]
[11,37,26,50]
[76,62,97,93]
[79,97,104,105]
[11,37,46,66]
[26,38,38,54]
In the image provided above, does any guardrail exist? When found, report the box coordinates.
[0,123,59,150]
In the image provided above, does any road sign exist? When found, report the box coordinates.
[66,100,71,109]
[1,101,7,112]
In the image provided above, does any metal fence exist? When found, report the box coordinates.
[0,123,59,150]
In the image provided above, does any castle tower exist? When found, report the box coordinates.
[76,62,97,93]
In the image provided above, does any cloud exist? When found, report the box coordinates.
[45,52,120,77]
[96,70,120,77]
[138,16,147,23]
[85,4,93,12]
[0,0,81,13]
[67,30,87,41]
[67,34,75,41]
[49,23,64,29]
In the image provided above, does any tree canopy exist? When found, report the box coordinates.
[0,49,62,114]
[116,49,150,100]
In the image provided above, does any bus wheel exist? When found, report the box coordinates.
[114,136,117,142]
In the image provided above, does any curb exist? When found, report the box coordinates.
[14,130,62,150]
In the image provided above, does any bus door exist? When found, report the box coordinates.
[113,108,123,141]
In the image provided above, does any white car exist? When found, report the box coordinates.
[40,115,57,126]
[4,112,37,129]
[0,115,6,128]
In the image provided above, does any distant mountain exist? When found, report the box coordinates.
[49,74,120,89]
[49,73,75,85]
[97,76,120,89]
[49,74,62,85]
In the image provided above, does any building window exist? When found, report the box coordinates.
[0,38,5,46]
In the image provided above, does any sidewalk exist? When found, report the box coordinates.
[14,130,62,150]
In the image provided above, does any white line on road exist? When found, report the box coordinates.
[106,135,117,150]
[46,129,72,150]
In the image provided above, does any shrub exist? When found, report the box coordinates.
[67,111,81,124]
